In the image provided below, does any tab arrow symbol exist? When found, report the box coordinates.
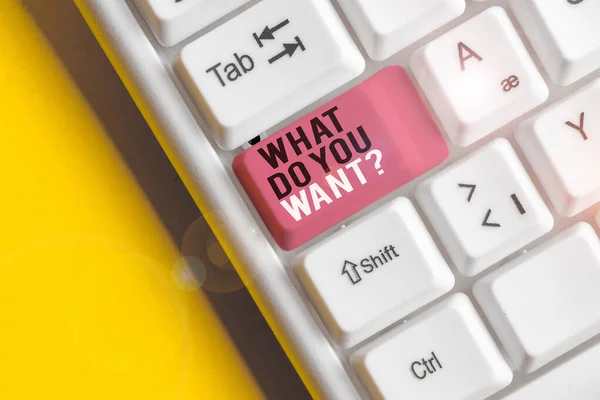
[482,209,501,228]
[342,260,362,285]
[458,183,476,202]
[253,19,290,47]
[268,36,306,64]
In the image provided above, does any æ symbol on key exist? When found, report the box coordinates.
[502,75,520,92]
[342,260,362,285]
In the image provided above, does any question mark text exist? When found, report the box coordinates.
[254,105,388,222]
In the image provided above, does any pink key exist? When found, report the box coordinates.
[233,66,448,250]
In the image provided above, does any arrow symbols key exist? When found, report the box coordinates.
[253,19,290,48]
[268,36,306,64]
[417,140,554,277]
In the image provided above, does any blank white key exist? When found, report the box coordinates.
[352,294,513,400]
[511,0,600,86]
[474,223,600,373]
[295,198,454,347]
[416,139,553,277]
[337,0,466,61]
[410,7,548,147]
[516,78,600,217]
[502,341,600,400]
[134,0,250,47]
[175,0,365,150]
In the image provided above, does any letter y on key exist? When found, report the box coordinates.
[565,112,588,140]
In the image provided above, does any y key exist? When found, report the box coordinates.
[517,78,600,216]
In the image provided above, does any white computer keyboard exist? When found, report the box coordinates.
[76,0,600,399]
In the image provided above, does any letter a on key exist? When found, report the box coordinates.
[458,42,483,72]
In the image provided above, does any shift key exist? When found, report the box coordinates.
[233,66,449,250]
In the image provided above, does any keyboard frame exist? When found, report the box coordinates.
[75,1,600,399]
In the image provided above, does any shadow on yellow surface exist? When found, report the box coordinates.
[0,0,308,398]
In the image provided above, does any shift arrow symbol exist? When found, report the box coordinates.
[253,19,290,47]
[268,36,305,64]
[482,209,501,228]
[342,260,361,285]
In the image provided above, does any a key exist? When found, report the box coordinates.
[233,66,448,250]
[516,78,600,217]
[474,223,600,373]
[351,294,513,400]
[511,0,600,86]
[410,7,549,147]
[295,197,454,347]
[133,0,250,47]
[416,138,553,277]
[175,0,365,150]
[502,341,600,400]
[337,0,466,61]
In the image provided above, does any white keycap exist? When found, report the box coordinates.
[295,198,454,347]
[134,0,250,47]
[502,341,600,400]
[474,223,600,373]
[410,7,548,147]
[337,0,466,61]
[175,0,365,150]
[511,0,600,86]
[516,78,600,217]
[351,294,513,400]
[416,139,553,277]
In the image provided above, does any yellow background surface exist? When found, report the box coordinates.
[0,1,264,399]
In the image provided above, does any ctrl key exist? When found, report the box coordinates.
[352,294,512,400]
